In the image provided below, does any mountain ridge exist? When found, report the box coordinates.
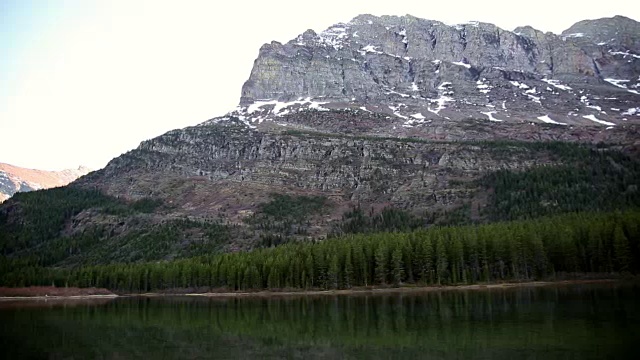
[0,163,91,202]
[222,14,639,131]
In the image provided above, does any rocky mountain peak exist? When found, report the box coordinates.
[562,15,640,47]
[229,14,640,132]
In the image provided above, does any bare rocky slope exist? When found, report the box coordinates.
[0,163,90,202]
[2,14,640,263]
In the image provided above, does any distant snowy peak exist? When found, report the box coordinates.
[0,163,91,203]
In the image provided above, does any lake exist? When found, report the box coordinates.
[1,282,638,359]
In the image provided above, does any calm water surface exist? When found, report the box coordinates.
[1,282,638,359]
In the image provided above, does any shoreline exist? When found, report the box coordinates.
[0,294,119,301]
[133,278,621,299]
[181,279,621,298]
[0,279,625,301]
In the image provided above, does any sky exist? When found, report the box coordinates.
[1,0,639,171]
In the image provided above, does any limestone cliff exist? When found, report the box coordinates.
[231,14,640,128]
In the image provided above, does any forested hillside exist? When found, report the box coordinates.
[0,139,639,291]
[1,210,638,291]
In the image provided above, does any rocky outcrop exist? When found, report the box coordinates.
[232,14,640,129]
[79,120,634,219]
[0,163,91,202]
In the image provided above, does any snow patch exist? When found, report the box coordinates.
[389,105,408,120]
[562,33,584,39]
[411,82,419,91]
[398,29,408,44]
[537,115,567,125]
[247,98,329,115]
[437,82,452,90]
[510,81,530,89]
[527,95,541,104]
[523,88,541,104]
[582,114,615,126]
[476,78,492,94]
[403,114,430,127]
[385,89,411,98]
[622,108,639,116]
[481,111,503,122]
[542,78,572,91]
[361,44,383,54]
[604,78,630,88]
[452,61,471,69]
[308,100,330,111]
[604,78,640,95]
[428,95,454,115]
[609,50,640,59]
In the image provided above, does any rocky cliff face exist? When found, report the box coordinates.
[0,163,90,202]
[231,14,639,129]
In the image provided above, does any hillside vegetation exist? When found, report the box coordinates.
[0,140,639,290]
[1,210,638,290]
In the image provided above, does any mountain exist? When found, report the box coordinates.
[230,14,640,129]
[1,14,640,267]
[0,163,91,202]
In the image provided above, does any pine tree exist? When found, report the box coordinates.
[435,234,448,284]
[344,246,354,288]
[391,247,404,286]
[374,244,387,285]
[613,224,632,272]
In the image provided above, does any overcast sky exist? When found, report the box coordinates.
[1,0,639,170]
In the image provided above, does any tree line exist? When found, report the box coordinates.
[1,209,637,291]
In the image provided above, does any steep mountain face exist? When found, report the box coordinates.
[2,14,640,264]
[0,163,90,202]
[83,122,636,216]
[76,14,640,235]
[82,14,640,204]
[231,14,640,129]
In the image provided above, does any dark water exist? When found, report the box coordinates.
[1,283,639,359]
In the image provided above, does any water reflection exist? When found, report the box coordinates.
[1,283,638,359]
